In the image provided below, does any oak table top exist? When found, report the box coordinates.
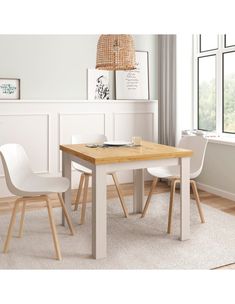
[60,141,193,165]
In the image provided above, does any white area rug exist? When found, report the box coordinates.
[0,193,235,269]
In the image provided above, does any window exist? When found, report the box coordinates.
[194,35,235,135]
[223,51,235,133]
[225,34,235,48]
[199,34,218,52]
[198,55,216,131]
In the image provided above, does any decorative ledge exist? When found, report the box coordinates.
[207,137,235,147]
[0,99,158,104]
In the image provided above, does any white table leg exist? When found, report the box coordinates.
[62,152,72,226]
[92,165,107,259]
[133,169,144,213]
[180,157,190,241]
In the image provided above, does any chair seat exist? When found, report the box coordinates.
[147,166,198,179]
[15,175,70,196]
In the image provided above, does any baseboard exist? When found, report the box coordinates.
[197,182,235,201]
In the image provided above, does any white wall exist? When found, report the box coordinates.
[196,142,235,200]
[0,35,157,100]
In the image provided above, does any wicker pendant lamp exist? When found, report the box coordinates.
[96,35,136,70]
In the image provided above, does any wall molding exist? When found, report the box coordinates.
[0,101,158,197]
[197,182,235,201]
[113,112,155,141]
[58,112,106,140]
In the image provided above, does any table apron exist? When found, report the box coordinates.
[69,154,95,170]
[66,153,180,173]
[102,157,179,172]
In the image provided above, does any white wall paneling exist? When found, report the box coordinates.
[0,100,158,197]
[59,113,106,144]
[113,113,155,142]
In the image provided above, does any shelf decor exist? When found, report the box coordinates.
[115,51,149,100]
[87,69,110,100]
[96,35,136,71]
[0,78,20,100]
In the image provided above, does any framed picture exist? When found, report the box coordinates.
[115,51,149,100]
[87,69,110,100]
[0,78,20,100]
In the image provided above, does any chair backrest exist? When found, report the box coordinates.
[178,135,208,178]
[0,144,33,195]
[72,133,107,145]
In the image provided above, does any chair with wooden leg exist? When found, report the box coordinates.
[0,144,75,260]
[72,134,129,224]
[141,135,208,233]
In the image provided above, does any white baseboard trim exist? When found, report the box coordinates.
[197,182,235,202]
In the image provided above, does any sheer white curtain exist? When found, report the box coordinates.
[158,35,177,146]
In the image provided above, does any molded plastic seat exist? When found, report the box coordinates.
[147,135,208,180]
[0,143,74,260]
[14,175,70,196]
[142,135,208,233]
[0,144,69,196]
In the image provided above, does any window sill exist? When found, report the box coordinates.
[207,136,235,147]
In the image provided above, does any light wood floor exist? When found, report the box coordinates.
[0,180,234,269]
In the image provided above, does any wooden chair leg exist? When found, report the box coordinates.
[46,197,62,261]
[74,173,85,211]
[167,179,178,234]
[18,201,26,238]
[191,180,205,223]
[111,173,129,218]
[141,177,158,218]
[80,174,90,225]
[3,198,21,253]
[57,193,75,235]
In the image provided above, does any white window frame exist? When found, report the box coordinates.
[193,34,235,138]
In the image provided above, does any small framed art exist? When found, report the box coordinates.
[115,51,149,100]
[87,69,110,100]
[0,78,20,100]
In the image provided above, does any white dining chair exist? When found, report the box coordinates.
[72,134,129,224]
[0,144,75,260]
[141,135,208,233]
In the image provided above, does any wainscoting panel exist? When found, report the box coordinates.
[0,100,158,197]
[114,113,154,141]
[59,113,106,144]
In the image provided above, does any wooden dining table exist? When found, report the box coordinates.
[60,141,193,259]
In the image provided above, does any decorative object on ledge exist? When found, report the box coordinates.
[0,78,20,100]
[115,51,149,100]
[87,69,110,100]
[96,35,136,71]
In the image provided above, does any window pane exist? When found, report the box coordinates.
[200,35,218,52]
[198,56,216,131]
[223,52,235,133]
[225,34,235,47]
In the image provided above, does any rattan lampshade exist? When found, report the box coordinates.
[96,35,136,70]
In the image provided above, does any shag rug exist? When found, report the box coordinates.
[0,193,235,269]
